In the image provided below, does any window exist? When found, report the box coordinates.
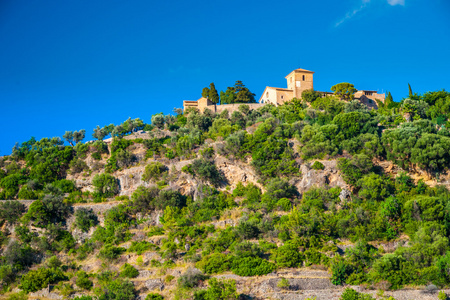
[281,95,284,100]
[365,91,373,96]
[302,75,305,81]
[296,81,301,87]
[266,92,269,97]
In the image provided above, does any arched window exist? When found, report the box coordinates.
[302,75,305,81]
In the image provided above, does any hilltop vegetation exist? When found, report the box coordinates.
[1,88,450,299]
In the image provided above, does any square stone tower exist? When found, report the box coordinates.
[285,68,314,99]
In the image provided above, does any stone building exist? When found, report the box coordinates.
[183,68,386,112]
[259,68,314,105]
[258,68,385,108]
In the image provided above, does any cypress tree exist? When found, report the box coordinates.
[385,91,394,107]
[408,83,413,98]
[209,83,220,104]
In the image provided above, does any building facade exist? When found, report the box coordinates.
[258,68,385,108]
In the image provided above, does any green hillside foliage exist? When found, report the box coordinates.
[2,89,450,298]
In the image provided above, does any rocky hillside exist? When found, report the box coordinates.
[2,92,450,300]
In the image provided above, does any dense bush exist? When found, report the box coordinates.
[146,294,164,300]
[190,158,224,186]
[19,267,67,292]
[0,200,25,224]
[120,263,139,278]
[74,208,99,232]
[92,173,119,197]
[231,256,276,276]
[197,253,233,274]
[76,270,93,290]
[98,244,126,260]
[178,267,208,288]
[142,161,167,182]
[98,279,136,300]
[194,278,238,300]
[24,195,71,227]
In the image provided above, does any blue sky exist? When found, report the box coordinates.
[0,0,449,155]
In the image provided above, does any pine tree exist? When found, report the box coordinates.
[202,87,210,98]
[209,83,220,104]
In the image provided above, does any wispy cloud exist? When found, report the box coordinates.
[387,0,405,6]
[335,0,405,27]
[335,0,370,27]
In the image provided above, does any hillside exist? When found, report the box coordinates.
[2,91,450,300]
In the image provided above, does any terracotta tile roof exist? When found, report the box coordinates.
[292,68,314,73]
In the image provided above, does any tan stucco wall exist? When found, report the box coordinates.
[259,87,278,105]
[276,89,294,105]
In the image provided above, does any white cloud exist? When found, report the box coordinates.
[387,0,405,5]
[335,0,405,27]
[335,1,369,27]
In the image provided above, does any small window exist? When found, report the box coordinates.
[302,75,305,81]
[266,92,269,97]
[281,95,284,100]
[290,77,293,83]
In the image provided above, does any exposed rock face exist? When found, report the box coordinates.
[215,156,263,191]
[115,165,148,197]
[144,279,164,291]
[29,286,63,300]
[295,160,347,194]
[339,189,351,202]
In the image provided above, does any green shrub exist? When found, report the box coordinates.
[120,263,139,278]
[311,161,325,170]
[19,268,67,293]
[6,292,28,300]
[272,243,304,268]
[17,186,38,200]
[231,256,276,276]
[92,152,102,160]
[73,296,94,300]
[53,179,76,193]
[142,162,167,182]
[277,277,290,289]
[98,244,126,260]
[331,258,350,285]
[98,278,136,300]
[197,253,233,274]
[75,270,93,290]
[146,294,164,300]
[70,158,89,174]
[45,256,62,269]
[74,208,98,232]
[276,198,292,211]
[190,158,224,186]
[24,195,70,227]
[194,278,238,300]
[128,241,154,255]
[92,173,119,197]
[178,267,207,288]
[0,200,25,224]
[340,288,376,300]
